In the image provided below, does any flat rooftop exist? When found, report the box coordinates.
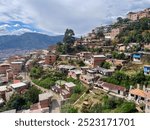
[0,85,7,91]
[39,92,53,101]
[11,82,26,89]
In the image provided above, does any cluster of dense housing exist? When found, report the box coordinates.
[1,8,150,113]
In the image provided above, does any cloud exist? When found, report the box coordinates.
[0,0,150,35]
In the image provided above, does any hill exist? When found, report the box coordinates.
[117,17,150,44]
[0,32,64,50]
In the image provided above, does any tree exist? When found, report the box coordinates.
[117,17,123,23]
[6,94,29,111]
[96,31,104,38]
[61,104,78,113]
[30,66,43,79]
[24,86,42,104]
[131,71,146,85]
[114,102,137,113]
[100,61,111,69]
[63,29,75,45]
[77,60,85,67]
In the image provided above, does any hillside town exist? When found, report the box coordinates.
[0,8,150,113]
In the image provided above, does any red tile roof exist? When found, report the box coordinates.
[129,89,147,98]
[102,82,126,91]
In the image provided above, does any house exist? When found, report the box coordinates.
[81,66,90,74]
[91,55,106,68]
[6,69,14,81]
[52,80,75,99]
[39,92,53,108]
[96,82,126,96]
[0,98,4,107]
[11,61,23,74]
[80,74,94,85]
[144,65,150,75]
[145,92,150,113]
[110,28,122,40]
[25,60,33,71]
[0,85,8,100]
[0,63,10,74]
[106,59,127,66]
[128,88,147,104]
[138,11,149,19]
[65,82,76,93]
[97,67,114,76]
[68,69,82,79]
[10,82,27,93]
[132,53,142,62]
[0,77,8,85]
[45,54,56,65]
[86,69,97,77]
[127,8,150,21]
[28,92,53,113]
[57,65,76,74]
[127,12,139,21]
[117,44,126,52]
[60,89,71,99]
[144,44,150,50]
[59,55,70,61]
[104,32,111,40]
[51,80,66,93]
[76,52,92,60]
[29,103,50,113]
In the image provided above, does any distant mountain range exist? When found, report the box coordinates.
[0,32,64,50]
[0,21,63,50]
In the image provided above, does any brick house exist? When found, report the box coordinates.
[60,89,71,99]
[91,55,106,68]
[45,54,56,65]
[10,82,28,93]
[80,74,94,85]
[11,61,23,74]
[39,92,53,108]
[76,52,92,60]
[68,69,82,79]
[0,63,10,74]
[127,8,150,21]
[138,11,149,19]
[64,82,76,93]
[6,69,14,81]
[127,12,139,21]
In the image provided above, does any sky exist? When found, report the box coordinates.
[0,0,150,35]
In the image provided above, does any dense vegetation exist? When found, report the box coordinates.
[0,86,42,112]
[31,68,67,89]
[112,51,126,60]
[56,29,76,54]
[117,18,150,44]
[103,70,150,89]
[100,61,111,69]
[83,96,137,113]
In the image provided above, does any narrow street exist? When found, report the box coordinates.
[21,71,61,113]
